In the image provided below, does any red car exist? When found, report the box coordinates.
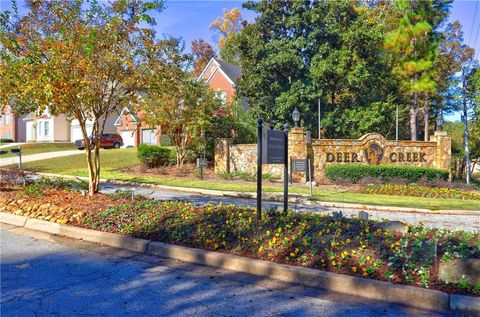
[75,133,124,150]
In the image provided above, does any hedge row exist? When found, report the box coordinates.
[325,164,448,183]
[137,144,176,168]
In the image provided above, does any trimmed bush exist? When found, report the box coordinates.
[137,144,175,168]
[0,138,13,143]
[325,164,448,183]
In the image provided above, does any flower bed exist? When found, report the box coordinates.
[365,184,480,201]
[1,178,479,296]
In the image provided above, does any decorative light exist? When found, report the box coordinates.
[436,116,443,131]
[292,107,300,127]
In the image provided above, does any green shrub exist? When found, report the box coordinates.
[325,164,448,183]
[137,144,175,168]
[20,183,44,197]
[35,176,88,191]
[0,138,13,144]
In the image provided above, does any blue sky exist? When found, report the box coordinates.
[1,0,479,120]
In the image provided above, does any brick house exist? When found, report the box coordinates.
[114,58,246,147]
[0,103,26,142]
[197,58,248,110]
[114,106,160,147]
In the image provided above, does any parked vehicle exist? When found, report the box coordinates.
[75,134,123,150]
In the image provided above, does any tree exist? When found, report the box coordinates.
[236,1,399,138]
[384,0,439,141]
[191,38,216,77]
[139,37,220,166]
[433,21,466,120]
[0,0,163,195]
[210,8,244,64]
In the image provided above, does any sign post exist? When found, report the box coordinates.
[10,146,22,168]
[257,119,289,220]
[196,158,207,180]
[283,123,289,212]
[292,158,313,196]
[256,119,263,220]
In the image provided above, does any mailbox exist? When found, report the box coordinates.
[196,158,208,168]
[10,148,21,154]
[0,150,7,155]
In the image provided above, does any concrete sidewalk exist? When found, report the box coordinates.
[0,150,82,167]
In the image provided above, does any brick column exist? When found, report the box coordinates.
[288,127,308,182]
[431,131,451,175]
[214,138,232,174]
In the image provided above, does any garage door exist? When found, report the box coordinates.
[121,130,136,148]
[141,129,157,145]
[71,126,83,142]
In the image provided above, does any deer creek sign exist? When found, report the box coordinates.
[312,132,451,179]
[325,143,429,165]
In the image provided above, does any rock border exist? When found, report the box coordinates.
[35,172,479,215]
[1,211,478,315]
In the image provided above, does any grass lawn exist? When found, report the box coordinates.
[0,142,77,158]
[16,148,480,211]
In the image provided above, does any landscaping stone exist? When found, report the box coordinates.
[439,258,480,284]
[373,221,409,234]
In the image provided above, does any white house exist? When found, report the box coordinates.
[23,108,71,142]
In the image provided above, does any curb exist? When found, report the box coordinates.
[2,211,478,314]
[34,172,478,216]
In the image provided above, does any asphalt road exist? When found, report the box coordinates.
[1,225,455,317]
[100,183,480,232]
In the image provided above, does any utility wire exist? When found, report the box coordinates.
[469,0,479,45]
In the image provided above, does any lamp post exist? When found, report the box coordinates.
[292,108,300,127]
[435,116,443,132]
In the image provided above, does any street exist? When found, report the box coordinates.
[100,183,480,232]
[0,224,454,317]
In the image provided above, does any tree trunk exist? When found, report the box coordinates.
[409,107,417,141]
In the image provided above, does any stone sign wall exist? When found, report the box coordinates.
[312,132,451,180]
[214,129,451,182]
[215,139,283,176]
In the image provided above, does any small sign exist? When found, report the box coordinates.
[196,158,208,168]
[293,159,307,172]
[262,129,285,164]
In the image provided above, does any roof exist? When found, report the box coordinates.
[216,59,242,82]
[22,112,35,122]
[114,106,140,126]
[197,58,242,85]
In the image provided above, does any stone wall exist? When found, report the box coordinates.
[215,130,451,182]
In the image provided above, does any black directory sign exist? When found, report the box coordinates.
[293,159,307,172]
[262,129,286,164]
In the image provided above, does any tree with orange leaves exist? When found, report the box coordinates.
[0,0,163,195]
[210,8,244,63]
[191,39,216,77]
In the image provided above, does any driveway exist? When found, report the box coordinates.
[1,225,452,317]
[0,150,82,167]
[100,183,480,232]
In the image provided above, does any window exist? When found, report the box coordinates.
[5,114,11,125]
[0,116,3,127]
[3,132,10,139]
[141,129,156,145]
[216,90,227,105]
[38,122,43,136]
[44,121,50,136]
